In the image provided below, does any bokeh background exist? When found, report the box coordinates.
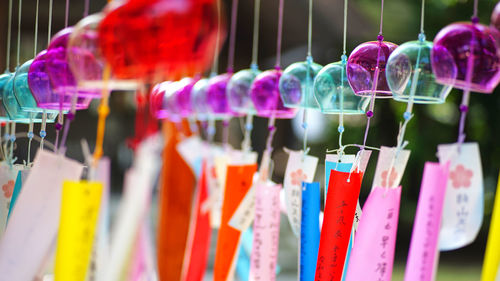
[0,0,499,280]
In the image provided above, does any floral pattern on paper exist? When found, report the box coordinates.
[291,169,307,186]
[450,164,473,189]
[381,168,398,188]
[2,180,14,198]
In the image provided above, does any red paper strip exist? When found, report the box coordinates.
[315,171,363,281]
[213,164,257,281]
[182,161,212,281]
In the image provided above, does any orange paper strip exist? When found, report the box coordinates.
[213,164,257,281]
[157,121,196,281]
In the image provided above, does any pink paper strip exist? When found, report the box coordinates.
[404,162,449,281]
[249,183,281,281]
[345,186,402,281]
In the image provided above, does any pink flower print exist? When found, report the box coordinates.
[450,164,473,189]
[2,180,15,198]
[381,168,398,188]
[291,169,307,186]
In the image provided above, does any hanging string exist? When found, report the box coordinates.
[7,0,23,164]
[307,0,313,57]
[258,0,284,182]
[47,0,53,43]
[226,0,239,73]
[9,123,16,165]
[359,0,385,151]
[472,0,478,19]
[3,123,10,164]
[342,0,347,56]
[456,0,480,149]
[55,0,71,151]
[5,0,13,72]
[16,0,22,68]
[420,0,425,34]
[92,67,111,165]
[40,0,54,150]
[302,0,314,157]
[26,115,34,165]
[1,0,13,160]
[336,0,349,154]
[84,0,90,17]
[220,0,239,150]
[211,0,222,76]
[258,116,276,182]
[92,0,113,168]
[241,0,261,153]
[250,0,261,68]
[65,0,70,28]
[26,0,40,165]
[275,0,285,68]
[379,0,384,36]
[33,0,39,57]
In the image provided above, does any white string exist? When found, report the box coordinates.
[5,0,13,72]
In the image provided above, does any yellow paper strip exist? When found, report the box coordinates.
[54,181,103,281]
[481,173,500,281]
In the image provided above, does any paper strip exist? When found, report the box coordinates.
[229,183,256,231]
[438,142,484,250]
[404,162,449,281]
[481,173,500,281]
[300,182,320,281]
[213,164,257,281]
[157,123,197,281]
[105,135,162,281]
[315,171,363,281]
[177,135,204,176]
[91,157,111,281]
[7,169,24,222]
[182,161,212,281]
[249,182,282,281]
[128,220,156,281]
[284,150,318,236]
[236,229,253,281]
[0,150,83,281]
[372,146,410,189]
[345,186,402,281]
[0,164,20,233]
[54,181,103,281]
[128,223,148,281]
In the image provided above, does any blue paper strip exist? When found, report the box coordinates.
[325,161,353,196]
[300,182,320,281]
[236,228,253,281]
[6,171,23,222]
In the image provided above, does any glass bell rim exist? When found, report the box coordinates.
[435,77,496,94]
[318,108,367,115]
[228,106,257,116]
[353,90,393,98]
[393,95,446,104]
[77,79,140,91]
[20,106,67,114]
[53,86,103,98]
[284,103,321,110]
[36,102,90,111]
[254,109,297,119]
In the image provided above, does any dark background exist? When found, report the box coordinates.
[0,0,499,275]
